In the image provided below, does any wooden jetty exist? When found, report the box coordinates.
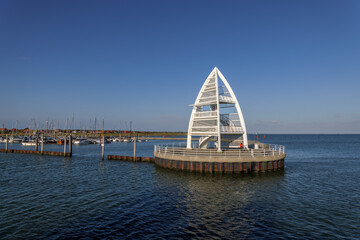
[0,134,72,157]
[0,148,71,157]
[107,155,154,162]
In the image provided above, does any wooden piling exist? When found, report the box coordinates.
[101,119,104,160]
[35,136,38,151]
[133,137,136,161]
[69,135,72,157]
[41,134,44,155]
[5,134,8,153]
[101,135,105,160]
[63,136,67,157]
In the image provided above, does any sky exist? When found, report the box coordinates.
[0,0,359,133]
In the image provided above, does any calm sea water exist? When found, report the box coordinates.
[0,135,359,239]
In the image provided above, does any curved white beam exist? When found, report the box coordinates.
[187,68,217,148]
[215,68,248,148]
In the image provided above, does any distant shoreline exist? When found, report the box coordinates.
[1,130,359,137]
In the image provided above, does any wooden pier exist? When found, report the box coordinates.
[0,134,72,157]
[107,155,154,162]
[0,148,71,157]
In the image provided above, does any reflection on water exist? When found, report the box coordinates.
[153,168,286,239]
[0,135,359,239]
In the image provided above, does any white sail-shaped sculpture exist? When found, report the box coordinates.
[186,67,248,151]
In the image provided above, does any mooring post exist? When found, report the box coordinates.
[35,135,38,151]
[5,134,8,153]
[101,135,105,160]
[63,135,67,157]
[69,135,72,157]
[101,119,105,160]
[41,134,44,154]
[133,136,137,161]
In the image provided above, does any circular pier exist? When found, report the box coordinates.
[154,144,286,173]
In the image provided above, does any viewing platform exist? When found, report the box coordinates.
[154,67,286,173]
[154,144,286,173]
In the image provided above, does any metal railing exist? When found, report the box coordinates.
[154,143,286,158]
[220,126,243,133]
[219,95,235,103]
[194,111,217,118]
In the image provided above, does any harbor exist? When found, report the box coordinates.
[0,67,286,175]
[1,0,359,238]
[0,68,286,174]
[0,134,359,239]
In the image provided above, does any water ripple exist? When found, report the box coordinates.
[0,135,359,239]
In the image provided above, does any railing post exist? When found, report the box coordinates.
[264,149,265,157]
[273,149,274,156]
[251,149,254,157]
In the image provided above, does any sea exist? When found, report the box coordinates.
[0,134,359,239]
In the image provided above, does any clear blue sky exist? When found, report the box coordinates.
[1,0,359,133]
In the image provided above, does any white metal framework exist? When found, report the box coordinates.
[186,67,248,151]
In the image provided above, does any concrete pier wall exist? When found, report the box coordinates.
[153,150,285,173]
[154,157,285,173]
